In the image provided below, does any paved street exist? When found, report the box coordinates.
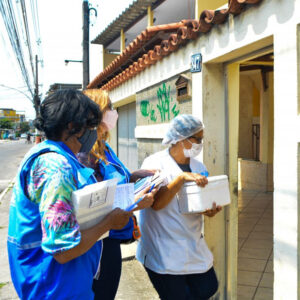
[0,140,158,299]
[0,140,33,299]
[0,140,33,193]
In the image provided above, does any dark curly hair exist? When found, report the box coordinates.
[34,89,101,140]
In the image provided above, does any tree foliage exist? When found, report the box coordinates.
[19,122,30,133]
[0,118,13,129]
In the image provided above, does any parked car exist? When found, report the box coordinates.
[8,133,16,140]
[20,133,27,139]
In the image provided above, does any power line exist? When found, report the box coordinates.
[0,0,34,97]
[1,84,31,89]
[30,0,40,44]
[30,0,43,67]
[0,85,33,91]
[0,84,33,102]
[15,0,27,46]
[20,0,35,77]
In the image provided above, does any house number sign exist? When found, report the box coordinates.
[190,53,202,73]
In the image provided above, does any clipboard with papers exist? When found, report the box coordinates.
[72,171,168,239]
[72,178,118,240]
[134,171,167,194]
[72,178,143,238]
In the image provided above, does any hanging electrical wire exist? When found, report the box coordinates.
[15,0,27,46]
[0,84,33,102]
[0,0,34,97]
[20,0,35,77]
[0,0,43,107]
[30,0,43,67]
[30,0,40,44]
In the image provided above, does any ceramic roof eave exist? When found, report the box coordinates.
[87,0,263,91]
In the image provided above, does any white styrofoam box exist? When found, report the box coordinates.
[178,175,231,214]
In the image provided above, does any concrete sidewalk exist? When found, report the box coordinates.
[0,187,158,300]
[0,189,18,300]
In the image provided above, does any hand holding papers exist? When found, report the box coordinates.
[113,183,148,212]
[113,172,166,212]
[134,171,167,194]
[72,178,133,239]
[72,171,167,236]
[125,184,156,211]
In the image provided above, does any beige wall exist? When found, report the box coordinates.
[136,73,192,165]
[201,63,228,300]
[238,70,274,192]
[239,74,254,159]
[238,159,268,191]
[195,0,227,19]
[104,50,118,69]
[136,73,192,126]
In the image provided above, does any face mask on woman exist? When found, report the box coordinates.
[182,140,203,158]
[78,128,97,153]
[102,110,118,131]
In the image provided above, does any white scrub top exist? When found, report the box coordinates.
[136,149,213,275]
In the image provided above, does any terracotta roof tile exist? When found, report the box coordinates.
[87,0,263,91]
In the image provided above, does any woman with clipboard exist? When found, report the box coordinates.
[7,90,133,300]
[80,89,158,300]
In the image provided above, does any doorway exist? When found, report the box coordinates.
[232,52,274,299]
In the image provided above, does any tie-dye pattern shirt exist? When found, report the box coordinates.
[26,152,81,254]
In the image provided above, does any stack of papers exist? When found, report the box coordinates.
[134,171,167,194]
[72,178,118,239]
[113,183,134,210]
[72,172,168,236]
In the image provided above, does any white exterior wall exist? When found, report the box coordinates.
[273,22,300,300]
[106,0,300,298]
[109,0,294,103]
[90,44,102,81]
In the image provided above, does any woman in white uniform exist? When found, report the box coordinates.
[137,114,222,300]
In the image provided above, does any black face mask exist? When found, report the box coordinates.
[77,128,97,153]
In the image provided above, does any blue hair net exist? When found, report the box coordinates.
[162,114,204,145]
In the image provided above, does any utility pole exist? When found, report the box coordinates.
[33,54,40,117]
[34,54,42,143]
[82,0,89,89]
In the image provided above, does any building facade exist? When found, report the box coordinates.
[89,0,300,299]
[0,108,25,123]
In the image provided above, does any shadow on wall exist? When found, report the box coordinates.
[204,0,296,55]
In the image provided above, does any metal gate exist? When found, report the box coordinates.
[117,102,138,172]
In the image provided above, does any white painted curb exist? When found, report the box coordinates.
[0,177,15,203]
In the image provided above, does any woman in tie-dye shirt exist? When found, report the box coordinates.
[7,90,132,300]
[26,150,80,254]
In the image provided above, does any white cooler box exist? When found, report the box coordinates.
[178,175,231,214]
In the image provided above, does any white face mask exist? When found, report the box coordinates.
[182,140,203,158]
[102,109,118,131]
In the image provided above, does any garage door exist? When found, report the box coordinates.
[117,102,138,172]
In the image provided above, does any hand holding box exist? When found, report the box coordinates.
[178,175,231,214]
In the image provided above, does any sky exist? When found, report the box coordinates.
[0,0,133,120]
